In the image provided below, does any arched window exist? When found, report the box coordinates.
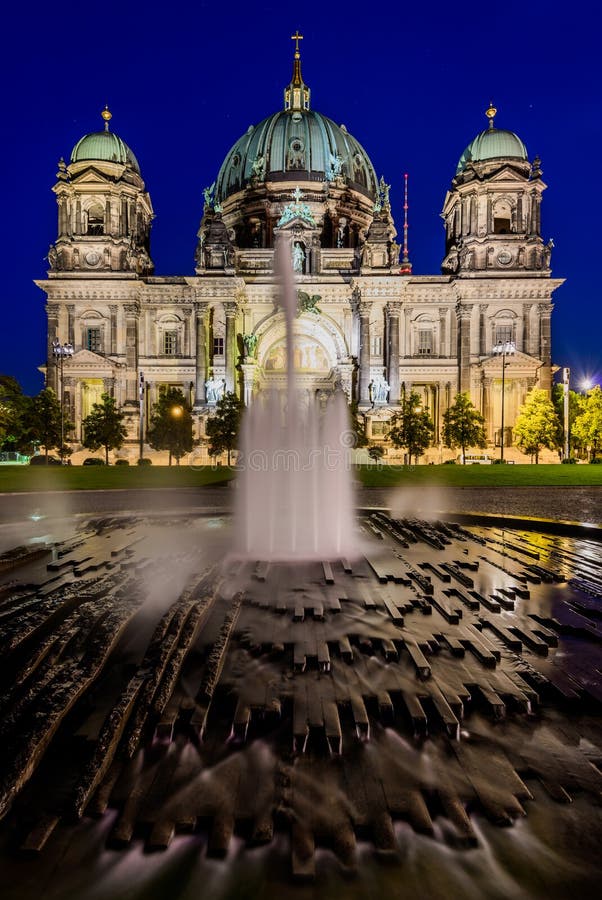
[87,203,105,235]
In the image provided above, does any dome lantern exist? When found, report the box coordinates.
[284,30,310,112]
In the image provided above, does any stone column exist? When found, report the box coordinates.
[456,302,473,394]
[356,300,372,405]
[109,305,118,355]
[439,307,448,356]
[385,302,401,404]
[67,304,75,347]
[240,363,257,406]
[193,302,208,407]
[538,302,553,391]
[224,301,238,393]
[123,303,139,404]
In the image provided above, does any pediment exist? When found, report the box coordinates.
[67,349,115,370]
[70,167,115,186]
[484,166,530,185]
[480,349,542,370]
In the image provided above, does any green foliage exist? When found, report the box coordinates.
[205,392,242,465]
[26,388,72,459]
[572,386,602,460]
[367,444,385,462]
[348,401,368,449]
[115,459,130,466]
[442,393,487,464]
[82,393,128,464]
[147,388,195,465]
[513,388,561,463]
[0,376,31,453]
[137,457,152,466]
[387,390,434,463]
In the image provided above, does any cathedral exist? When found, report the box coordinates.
[39,38,563,461]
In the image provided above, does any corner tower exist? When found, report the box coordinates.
[49,107,154,277]
[441,104,552,277]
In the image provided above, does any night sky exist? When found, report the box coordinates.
[3,0,600,394]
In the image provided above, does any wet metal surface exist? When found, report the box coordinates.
[0,512,601,899]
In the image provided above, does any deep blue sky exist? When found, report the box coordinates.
[3,0,600,394]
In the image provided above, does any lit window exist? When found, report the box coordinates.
[418,330,433,355]
[371,420,389,436]
[495,325,513,345]
[87,204,104,235]
[86,328,101,352]
[163,331,178,355]
[213,336,224,356]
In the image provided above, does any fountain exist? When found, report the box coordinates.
[235,240,356,560]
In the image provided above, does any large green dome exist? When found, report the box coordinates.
[70,109,140,174]
[456,122,528,175]
[215,108,378,202]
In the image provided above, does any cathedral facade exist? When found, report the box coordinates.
[38,43,563,460]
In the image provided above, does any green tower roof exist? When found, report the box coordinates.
[70,107,140,174]
[456,105,528,174]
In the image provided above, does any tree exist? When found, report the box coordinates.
[205,392,242,465]
[0,376,31,453]
[573,386,602,460]
[442,392,487,464]
[367,444,385,463]
[348,400,368,449]
[82,393,128,464]
[25,388,71,460]
[513,388,561,463]
[387,390,434,464]
[147,387,194,465]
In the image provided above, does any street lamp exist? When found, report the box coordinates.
[52,338,74,461]
[492,340,515,462]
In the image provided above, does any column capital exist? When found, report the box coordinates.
[385,301,402,317]
[123,302,140,317]
[456,301,474,320]
[223,301,238,316]
[352,299,372,317]
[194,300,209,315]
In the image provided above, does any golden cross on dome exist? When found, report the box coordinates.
[291,30,303,54]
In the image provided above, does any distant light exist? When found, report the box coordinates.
[30,513,44,522]
[581,378,593,391]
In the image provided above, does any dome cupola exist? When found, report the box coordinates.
[455,103,528,175]
[70,106,141,174]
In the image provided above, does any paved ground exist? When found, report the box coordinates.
[1,484,601,527]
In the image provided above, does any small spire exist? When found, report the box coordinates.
[101,105,112,132]
[284,32,310,111]
[400,173,412,275]
[485,101,497,129]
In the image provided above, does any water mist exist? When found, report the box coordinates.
[235,240,356,560]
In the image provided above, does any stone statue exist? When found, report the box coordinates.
[442,245,459,273]
[543,238,554,268]
[242,333,258,358]
[205,377,218,403]
[370,376,390,404]
[361,243,373,267]
[251,153,265,180]
[292,242,305,273]
[203,182,215,208]
[47,245,58,269]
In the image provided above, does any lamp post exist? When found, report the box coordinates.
[52,338,74,461]
[170,404,183,466]
[492,340,515,462]
[562,367,570,460]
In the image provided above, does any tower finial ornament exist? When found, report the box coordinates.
[284,31,310,111]
[291,30,303,55]
[101,105,112,132]
[485,101,497,130]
